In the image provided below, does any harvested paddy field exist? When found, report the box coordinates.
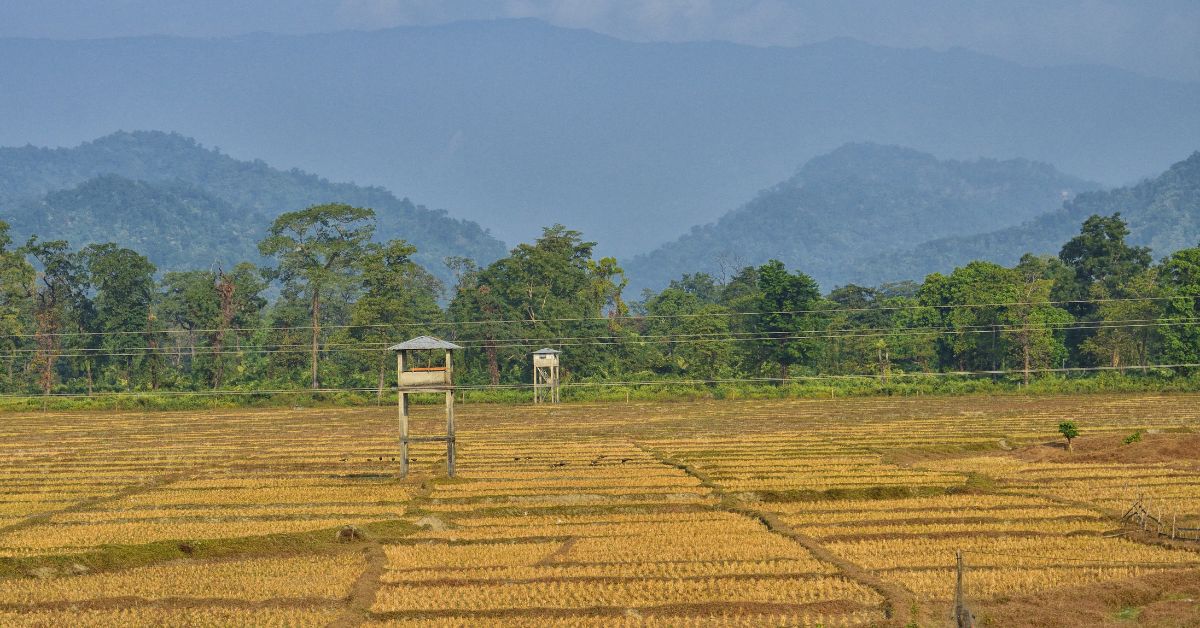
[1,394,1199,626]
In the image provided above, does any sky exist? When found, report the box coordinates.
[0,0,1197,83]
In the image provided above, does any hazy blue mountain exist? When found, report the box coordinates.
[1,19,1197,255]
[0,131,507,280]
[864,151,1200,283]
[624,143,1096,293]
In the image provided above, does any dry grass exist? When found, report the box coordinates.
[0,393,1197,625]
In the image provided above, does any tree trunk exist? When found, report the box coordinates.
[213,272,236,389]
[310,288,321,389]
[485,338,500,386]
[1023,341,1031,386]
[377,360,386,400]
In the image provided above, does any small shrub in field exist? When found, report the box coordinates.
[1058,421,1080,451]
[1123,430,1144,445]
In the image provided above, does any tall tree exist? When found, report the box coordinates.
[1058,214,1153,300]
[212,263,267,388]
[1057,214,1153,365]
[0,223,34,390]
[348,240,443,397]
[642,287,732,379]
[22,238,86,396]
[1009,255,1073,383]
[446,256,505,385]
[258,204,375,388]
[84,243,156,387]
[920,262,1017,372]
[751,260,822,380]
[1157,246,1200,370]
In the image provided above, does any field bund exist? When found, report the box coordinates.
[0,394,1198,626]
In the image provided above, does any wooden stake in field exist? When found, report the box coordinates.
[390,336,462,478]
[954,550,975,628]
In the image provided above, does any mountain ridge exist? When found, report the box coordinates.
[624,143,1097,293]
[0,131,508,282]
[860,151,1200,283]
[2,19,1196,254]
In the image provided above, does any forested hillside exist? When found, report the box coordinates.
[0,131,507,280]
[865,151,1200,283]
[625,144,1095,292]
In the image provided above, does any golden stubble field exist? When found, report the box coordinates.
[0,394,1199,627]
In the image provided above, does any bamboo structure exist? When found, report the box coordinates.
[390,336,461,477]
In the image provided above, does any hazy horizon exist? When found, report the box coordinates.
[1,1,1198,84]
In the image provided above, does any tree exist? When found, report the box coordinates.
[84,243,157,387]
[446,256,504,385]
[751,260,822,380]
[1057,214,1152,364]
[1058,420,1079,451]
[347,240,442,397]
[1058,214,1152,298]
[1080,268,1160,370]
[160,270,223,382]
[450,225,627,382]
[1156,246,1200,370]
[1009,255,1073,384]
[23,238,89,396]
[213,263,267,388]
[919,262,1016,372]
[158,264,266,388]
[258,204,375,388]
[0,223,34,390]
[642,287,732,379]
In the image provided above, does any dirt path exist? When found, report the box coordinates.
[327,543,387,628]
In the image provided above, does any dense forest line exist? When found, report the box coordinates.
[1,197,1197,406]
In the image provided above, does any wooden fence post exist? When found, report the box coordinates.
[954,550,974,627]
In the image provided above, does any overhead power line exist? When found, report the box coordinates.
[2,294,1193,340]
[6,317,1198,359]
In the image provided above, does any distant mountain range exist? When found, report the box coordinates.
[5,131,1197,298]
[624,144,1099,293]
[864,151,1200,284]
[0,131,506,284]
[2,19,1198,255]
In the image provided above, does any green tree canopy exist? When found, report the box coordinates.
[258,203,375,388]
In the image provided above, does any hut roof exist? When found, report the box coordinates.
[532,347,561,354]
[388,336,462,351]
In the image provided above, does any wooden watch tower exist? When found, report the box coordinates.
[389,336,462,477]
[532,347,561,404]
